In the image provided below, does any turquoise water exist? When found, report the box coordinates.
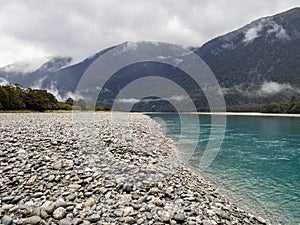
[149,114,300,225]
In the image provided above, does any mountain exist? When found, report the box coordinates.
[0,57,72,88]
[1,8,300,110]
[195,7,300,105]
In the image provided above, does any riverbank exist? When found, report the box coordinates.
[0,113,268,225]
[194,112,300,117]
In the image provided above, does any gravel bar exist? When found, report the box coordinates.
[0,113,269,225]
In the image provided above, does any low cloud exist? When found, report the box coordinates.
[0,78,9,86]
[243,22,263,43]
[243,18,291,44]
[117,95,187,104]
[31,78,82,102]
[222,81,300,97]
[259,81,295,95]
[3,57,50,73]
[267,22,290,40]
[117,98,141,104]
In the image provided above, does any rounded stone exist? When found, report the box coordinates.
[1,215,13,225]
[53,207,67,219]
[160,211,170,222]
[173,213,186,223]
[123,183,134,193]
[87,214,101,223]
[59,218,73,225]
[24,216,41,225]
[125,216,136,224]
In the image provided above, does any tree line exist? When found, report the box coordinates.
[0,85,111,112]
[225,96,300,114]
[260,96,300,113]
[0,85,63,111]
[1,84,299,113]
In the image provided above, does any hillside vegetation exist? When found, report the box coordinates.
[0,85,74,111]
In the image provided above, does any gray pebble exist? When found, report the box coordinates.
[84,192,93,197]
[87,214,100,223]
[59,218,73,225]
[113,210,123,217]
[1,215,13,225]
[144,212,153,220]
[53,207,67,220]
[125,216,136,224]
[159,211,170,222]
[72,218,83,225]
[202,220,213,225]
[53,161,62,170]
[1,196,14,202]
[173,213,186,223]
[0,113,269,225]
[24,216,41,225]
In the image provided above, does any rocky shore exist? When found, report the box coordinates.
[0,113,268,225]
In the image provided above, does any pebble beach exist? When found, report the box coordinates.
[0,113,268,225]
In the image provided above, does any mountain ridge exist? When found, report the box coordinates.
[0,7,300,110]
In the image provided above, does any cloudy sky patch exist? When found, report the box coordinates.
[0,0,298,67]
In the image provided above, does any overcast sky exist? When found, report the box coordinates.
[0,0,299,67]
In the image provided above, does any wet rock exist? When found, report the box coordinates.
[257,216,267,224]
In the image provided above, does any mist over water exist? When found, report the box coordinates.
[149,114,300,225]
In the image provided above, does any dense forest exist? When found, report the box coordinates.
[0,85,71,111]
[0,84,112,112]
[260,96,300,113]
[226,97,300,114]
[1,84,300,113]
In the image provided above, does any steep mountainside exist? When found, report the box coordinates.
[196,7,300,105]
[0,8,299,110]
[0,57,72,88]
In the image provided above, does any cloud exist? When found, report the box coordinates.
[242,16,292,44]
[3,57,51,73]
[117,95,188,104]
[259,81,295,95]
[243,22,264,43]
[117,98,141,104]
[31,78,83,101]
[222,81,300,97]
[267,22,290,40]
[0,0,299,67]
[0,78,9,86]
